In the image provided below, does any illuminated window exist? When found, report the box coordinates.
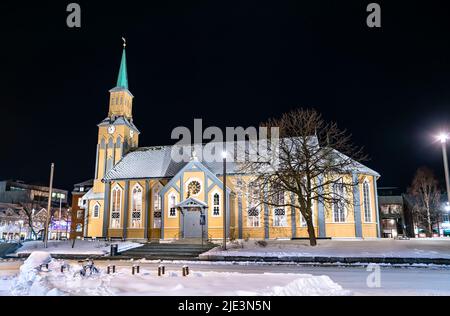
[93,204,100,218]
[131,184,142,228]
[153,186,162,228]
[168,193,177,218]
[273,208,287,227]
[247,182,260,227]
[363,180,372,222]
[212,192,220,216]
[187,180,201,197]
[332,181,346,223]
[110,186,122,228]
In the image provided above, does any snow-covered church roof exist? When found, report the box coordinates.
[103,140,380,181]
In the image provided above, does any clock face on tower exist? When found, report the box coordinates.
[107,125,115,134]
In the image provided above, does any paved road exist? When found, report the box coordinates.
[1,259,449,295]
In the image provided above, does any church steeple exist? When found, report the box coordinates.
[116,41,128,90]
[108,39,134,120]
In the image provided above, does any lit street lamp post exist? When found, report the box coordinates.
[437,133,450,206]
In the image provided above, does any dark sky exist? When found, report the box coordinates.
[2,0,450,193]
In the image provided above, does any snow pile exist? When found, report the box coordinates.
[262,275,350,296]
[11,251,54,296]
[15,240,142,256]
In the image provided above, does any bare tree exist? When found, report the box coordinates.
[14,191,49,240]
[408,167,441,237]
[237,108,367,246]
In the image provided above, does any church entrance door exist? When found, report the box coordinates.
[183,207,203,238]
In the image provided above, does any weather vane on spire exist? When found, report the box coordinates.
[122,37,127,48]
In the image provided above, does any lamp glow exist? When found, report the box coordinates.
[437,133,449,144]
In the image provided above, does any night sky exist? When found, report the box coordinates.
[2,0,450,193]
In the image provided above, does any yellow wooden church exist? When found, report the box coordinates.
[82,45,381,241]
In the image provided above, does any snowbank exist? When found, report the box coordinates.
[7,252,350,296]
[15,240,142,256]
[201,239,450,259]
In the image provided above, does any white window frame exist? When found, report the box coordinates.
[332,181,347,223]
[363,179,373,223]
[211,190,221,217]
[273,207,287,227]
[92,203,100,219]
[130,183,143,228]
[168,192,178,218]
[110,185,122,229]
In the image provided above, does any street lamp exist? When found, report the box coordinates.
[436,133,450,206]
[222,150,227,250]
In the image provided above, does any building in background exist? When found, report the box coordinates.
[0,202,47,240]
[0,180,70,240]
[70,180,93,239]
[377,187,414,238]
[403,193,450,237]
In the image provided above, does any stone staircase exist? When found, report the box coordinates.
[118,241,218,260]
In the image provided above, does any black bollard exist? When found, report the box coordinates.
[158,266,162,276]
[162,265,165,274]
[136,265,140,274]
[132,266,135,275]
[112,265,116,273]
[107,265,111,274]
[60,265,65,273]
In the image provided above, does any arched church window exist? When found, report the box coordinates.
[110,185,122,229]
[153,186,162,228]
[363,179,372,222]
[247,182,260,227]
[168,193,177,218]
[93,204,100,218]
[131,185,142,228]
[332,180,346,223]
[213,192,220,216]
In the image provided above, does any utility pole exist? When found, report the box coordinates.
[222,151,227,250]
[44,163,54,248]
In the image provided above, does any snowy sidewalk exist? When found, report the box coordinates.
[199,239,450,265]
[12,240,142,257]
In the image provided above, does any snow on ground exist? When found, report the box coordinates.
[201,239,450,259]
[14,240,142,256]
[5,252,350,296]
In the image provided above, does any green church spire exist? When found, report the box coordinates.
[116,38,128,89]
